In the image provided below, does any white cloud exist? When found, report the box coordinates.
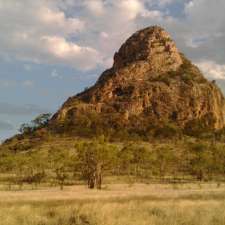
[185,1,194,11]
[66,0,168,70]
[141,10,163,19]
[119,0,144,20]
[184,0,225,35]
[38,6,85,36]
[85,0,105,16]
[0,0,225,74]
[174,0,225,63]
[0,0,101,71]
[197,60,225,80]
[41,36,102,70]
[0,0,174,72]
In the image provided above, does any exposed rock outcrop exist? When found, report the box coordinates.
[51,26,225,134]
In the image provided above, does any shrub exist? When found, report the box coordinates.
[153,123,182,139]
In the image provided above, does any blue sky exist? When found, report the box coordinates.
[0,0,225,141]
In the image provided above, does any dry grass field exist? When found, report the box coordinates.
[1,183,225,225]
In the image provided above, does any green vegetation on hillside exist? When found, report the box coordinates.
[1,134,225,190]
[19,113,52,135]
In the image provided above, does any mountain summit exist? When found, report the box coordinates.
[51,26,225,137]
[113,26,182,73]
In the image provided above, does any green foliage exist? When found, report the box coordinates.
[181,73,194,82]
[1,136,225,190]
[19,113,52,135]
[19,123,34,134]
[32,113,52,128]
[184,115,215,138]
[151,145,179,178]
[47,148,75,190]
[118,143,149,177]
[179,55,207,84]
[186,142,210,180]
[75,136,118,189]
[0,151,47,188]
[153,123,182,139]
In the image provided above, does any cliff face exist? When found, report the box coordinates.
[51,26,225,133]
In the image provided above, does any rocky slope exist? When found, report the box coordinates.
[51,26,225,136]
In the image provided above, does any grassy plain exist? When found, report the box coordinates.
[1,183,225,225]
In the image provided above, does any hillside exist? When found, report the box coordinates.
[1,26,225,147]
[49,26,225,138]
[1,26,225,192]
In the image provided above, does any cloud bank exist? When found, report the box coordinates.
[0,0,101,70]
[0,0,224,79]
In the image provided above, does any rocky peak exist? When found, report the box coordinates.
[113,26,182,73]
[51,26,225,135]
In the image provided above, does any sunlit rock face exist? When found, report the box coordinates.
[52,26,225,132]
[113,26,182,73]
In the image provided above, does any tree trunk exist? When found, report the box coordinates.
[197,170,204,181]
[95,163,102,190]
[88,174,95,189]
